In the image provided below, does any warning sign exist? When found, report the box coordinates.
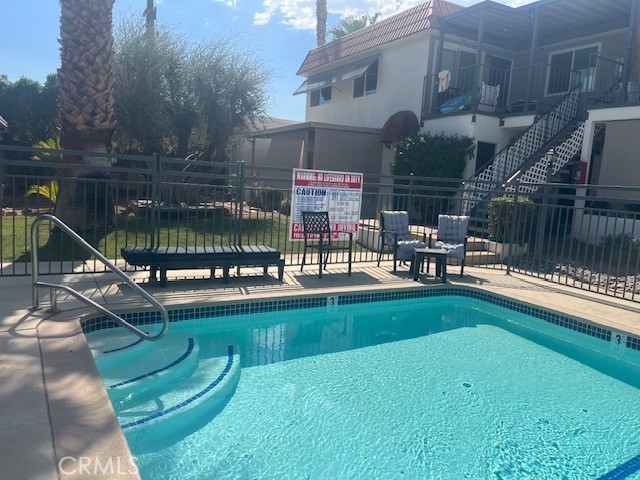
[289,168,363,240]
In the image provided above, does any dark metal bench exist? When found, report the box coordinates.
[121,245,285,287]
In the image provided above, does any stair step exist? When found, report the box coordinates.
[465,250,502,265]
[119,342,241,453]
[98,335,201,406]
[87,328,156,369]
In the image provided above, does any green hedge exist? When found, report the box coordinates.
[488,195,537,244]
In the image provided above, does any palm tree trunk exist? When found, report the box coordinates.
[316,0,327,46]
[56,0,117,231]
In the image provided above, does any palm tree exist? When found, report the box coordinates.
[316,0,327,46]
[56,0,117,230]
[328,14,380,41]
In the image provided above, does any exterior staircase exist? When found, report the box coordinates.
[462,83,585,223]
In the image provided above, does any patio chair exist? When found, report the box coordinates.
[429,214,469,276]
[300,211,353,278]
[477,82,501,113]
[377,211,426,272]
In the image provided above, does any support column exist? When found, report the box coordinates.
[525,6,540,105]
[474,6,486,91]
[624,0,639,86]
[431,21,447,115]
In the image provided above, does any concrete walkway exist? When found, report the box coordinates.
[1,261,640,479]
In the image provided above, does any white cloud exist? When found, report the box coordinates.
[251,0,428,31]
[215,0,238,7]
[249,0,537,31]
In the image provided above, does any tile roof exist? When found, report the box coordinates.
[297,0,462,76]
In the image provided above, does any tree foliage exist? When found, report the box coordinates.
[0,74,57,146]
[113,18,272,161]
[328,14,380,41]
[392,132,474,180]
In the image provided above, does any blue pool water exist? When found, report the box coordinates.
[87,295,640,479]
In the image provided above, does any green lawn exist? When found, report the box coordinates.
[1,214,359,264]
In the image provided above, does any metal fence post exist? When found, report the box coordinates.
[237,160,245,246]
[408,173,414,216]
[506,184,519,275]
[150,153,159,248]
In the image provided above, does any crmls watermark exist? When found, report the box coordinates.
[58,456,139,476]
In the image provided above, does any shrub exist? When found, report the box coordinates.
[488,195,537,244]
[392,132,474,223]
[26,137,62,205]
[279,197,291,216]
[602,234,640,265]
[247,188,284,212]
[392,132,474,180]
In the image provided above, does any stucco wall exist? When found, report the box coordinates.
[597,119,640,201]
[231,137,272,166]
[304,33,434,129]
[313,128,383,175]
[261,132,304,170]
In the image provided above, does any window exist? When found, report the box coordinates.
[440,49,476,94]
[353,59,378,98]
[310,86,332,107]
[548,46,598,95]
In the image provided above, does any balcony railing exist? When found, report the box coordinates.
[585,46,640,107]
[422,45,640,120]
[422,62,582,120]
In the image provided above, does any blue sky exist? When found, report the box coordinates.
[1,0,531,121]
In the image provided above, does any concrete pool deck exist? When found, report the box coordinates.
[1,261,640,479]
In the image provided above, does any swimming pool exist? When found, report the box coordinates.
[85,288,640,479]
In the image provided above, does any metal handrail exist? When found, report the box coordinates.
[30,214,168,341]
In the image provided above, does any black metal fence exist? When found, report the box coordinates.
[1,144,639,303]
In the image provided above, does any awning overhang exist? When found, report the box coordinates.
[380,110,420,143]
[294,55,379,95]
[441,0,633,51]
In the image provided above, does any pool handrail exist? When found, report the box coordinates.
[30,214,168,341]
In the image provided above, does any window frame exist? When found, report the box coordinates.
[353,59,379,98]
[546,43,600,96]
[439,47,477,95]
[310,86,332,107]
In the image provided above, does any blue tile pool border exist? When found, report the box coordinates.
[82,286,638,352]
[102,336,144,354]
[108,338,195,389]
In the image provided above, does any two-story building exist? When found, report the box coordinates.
[254,0,462,181]
[255,0,639,237]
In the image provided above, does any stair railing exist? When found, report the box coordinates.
[462,83,583,214]
[30,214,168,341]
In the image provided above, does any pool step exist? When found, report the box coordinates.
[98,335,200,405]
[87,328,156,369]
[117,342,241,453]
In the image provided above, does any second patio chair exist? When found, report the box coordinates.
[300,211,353,278]
[377,211,426,272]
[429,214,469,276]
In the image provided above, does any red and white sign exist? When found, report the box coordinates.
[289,168,363,240]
